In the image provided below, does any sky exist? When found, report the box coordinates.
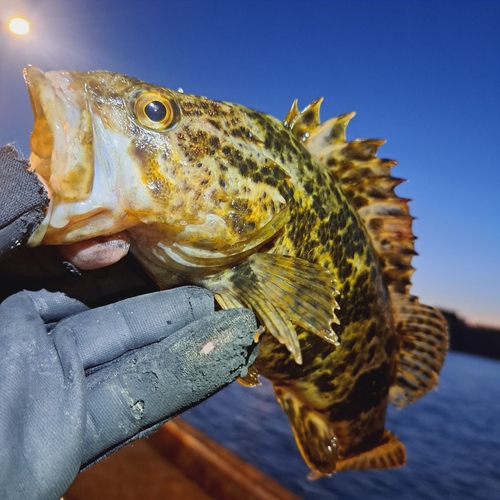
[0,0,499,327]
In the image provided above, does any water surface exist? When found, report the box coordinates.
[184,352,500,499]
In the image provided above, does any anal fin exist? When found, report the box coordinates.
[336,430,406,471]
[390,297,448,407]
[275,386,338,477]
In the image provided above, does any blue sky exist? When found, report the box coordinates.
[1,0,499,327]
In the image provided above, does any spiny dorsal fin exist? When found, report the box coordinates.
[283,99,300,127]
[284,98,323,142]
[303,108,417,304]
[305,111,357,149]
[298,104,448,405]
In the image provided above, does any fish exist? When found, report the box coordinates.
[24,66,448,476]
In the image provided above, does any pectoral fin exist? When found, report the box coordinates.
[203,252,340,364]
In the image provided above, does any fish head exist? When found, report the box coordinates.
[25,67,293,275]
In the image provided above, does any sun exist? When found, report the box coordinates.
[8,17,30,36]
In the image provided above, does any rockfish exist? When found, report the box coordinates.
[24,66,448,475]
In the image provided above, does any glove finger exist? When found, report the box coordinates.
[81,308,258,468]
[26,289,89,323]
[54,286,215,369]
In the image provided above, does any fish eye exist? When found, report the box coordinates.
[145,101,167,122]
[133,91,179,131]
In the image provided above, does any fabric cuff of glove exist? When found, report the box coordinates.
[0,145,48,259]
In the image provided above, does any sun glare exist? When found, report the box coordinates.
[8,17,30,36]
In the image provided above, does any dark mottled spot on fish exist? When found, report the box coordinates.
[384,335,396,357]
[368,343,377,360]
[231,198,250,213]
[344,428,385,458]
[207,118,221,130]
[303,180,314,195]
[315,203,327,221]
[315,372,337,392]
[196,98,221,117]
[181,101,202,117]
[366,323,377,342]
[327,364,390,421]
[353,195,369,209]
[238,159,250,177]
[301,110,316,125]
[252,171,263,183]
[228,213,245,234]
[209,136,220,149]
[339,261,353,281]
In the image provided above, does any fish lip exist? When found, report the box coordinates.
[24,66,103,245]
[24,66,57,245]
[23,66,93,193]
[24,66,55,164]
[24,66,45,123]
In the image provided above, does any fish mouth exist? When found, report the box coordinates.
[25,67,55,183]
[24,66,94,202]
[24,66,136,248]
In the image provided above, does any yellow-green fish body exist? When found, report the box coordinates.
[24,67,448,475]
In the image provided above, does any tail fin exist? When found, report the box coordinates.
[274,387,407,477]
[336,430,406,471]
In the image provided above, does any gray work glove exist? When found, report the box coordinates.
[0,144,49,259]
[0,146,259,499]
[0,288,258,500]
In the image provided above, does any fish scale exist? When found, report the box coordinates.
[24,66,448,477]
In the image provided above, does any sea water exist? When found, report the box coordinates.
[184,351,500,499]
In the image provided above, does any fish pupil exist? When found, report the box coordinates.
[145,101,167,122]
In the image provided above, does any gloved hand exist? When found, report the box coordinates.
[0,145,259,500]
[0,288,258,500]
[0,144,49,260]
[0,146,160,306]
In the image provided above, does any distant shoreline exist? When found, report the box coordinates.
[442,310,500,360]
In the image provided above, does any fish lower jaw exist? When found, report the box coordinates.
[28,199,137,246]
